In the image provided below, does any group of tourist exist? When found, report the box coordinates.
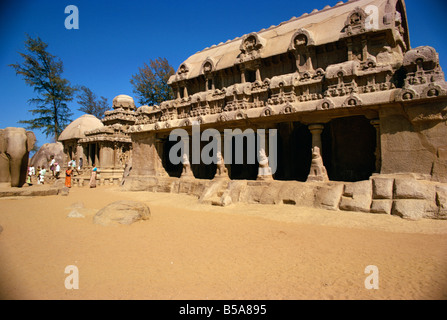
[26,165,48,185]
[26,155,61,185]
[64,159,98,189]
[26,155,97,188]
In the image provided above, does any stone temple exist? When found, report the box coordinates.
[59,94,135,186]
[61,0,447,220]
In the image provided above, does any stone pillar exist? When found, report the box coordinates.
[82,145,88,169]
[131,132,168,177]
[214,132,229,180]
[347,38,353,61]
[256,126,274,181]
[76,143,83,167]
[306,146,329,182]
[94,143,100,167]
[113,142,119,169]
[175,85,180,100]
[99,142,106,168]
[88,144,93,167]
[240,65,246,83]
[256,147,273,181]
[370,119,381,173]
[306,124,329,182]
[219,72,225,89]
[99,142,114,168]
[308,124,324,151]
[180,135,194,179]
[155,137,164,166]
[254,60,262,82]
[221,132,232,179]
[361,35,368,62]
[206,75,214,91]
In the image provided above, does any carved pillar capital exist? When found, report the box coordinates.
[308,123,324,152]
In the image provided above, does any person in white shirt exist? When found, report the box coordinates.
[27,166,35,185]
[55,163,61,179]
[39,166,46,184]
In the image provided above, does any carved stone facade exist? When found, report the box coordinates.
[125,0,446,219]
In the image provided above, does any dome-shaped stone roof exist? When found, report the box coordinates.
[58,114,104,141]
[113,94,136,111]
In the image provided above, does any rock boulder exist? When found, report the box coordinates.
[93,200,151,226]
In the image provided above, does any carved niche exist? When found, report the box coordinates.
[201,58,216,91]
[176,63,190,81]
[342,7,367,36]
[201,58,214,75]
[399,46,447,100]
[288,28,315,74]
[236,33,266,64]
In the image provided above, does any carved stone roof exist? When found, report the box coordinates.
[112,94,136,111]
[168,0,409,84]
[58,114,104,141]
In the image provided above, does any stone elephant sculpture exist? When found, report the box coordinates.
[0,127,36,188]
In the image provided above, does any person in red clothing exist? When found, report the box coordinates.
[65,167,73,188]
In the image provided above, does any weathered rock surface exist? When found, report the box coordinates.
[0,185,61,198]
[339,180,372,212]
[370,199,393,214]
[315,183,344,211]
[122,174,447,220]
[93,200,151,226]
[372,178,394,199]
[436,185,447,219]
[30,142,64,169]
[393,179,435,200]
[391,199,428,220]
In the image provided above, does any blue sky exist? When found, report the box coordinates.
[0,0,446,147]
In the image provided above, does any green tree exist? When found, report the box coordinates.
[130,57,175,106]
[10,34,76,141]
[76,86,109,119]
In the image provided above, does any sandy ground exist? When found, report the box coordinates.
[0,185,446,300]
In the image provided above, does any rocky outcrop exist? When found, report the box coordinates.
[93,200,151,226]
[30,142,64,170]
[0,184,63,197]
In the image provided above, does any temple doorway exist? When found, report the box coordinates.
[275,122,312,181]
[321,115,376,182]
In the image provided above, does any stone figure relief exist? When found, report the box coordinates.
[180,153,194,178]
[306,146,329,182]
[214,151,229,179]
[257,148,273,181]
[294,34,308,48]
[243,36,257,53]
[343,7,367,36]
[0,127,36,188]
